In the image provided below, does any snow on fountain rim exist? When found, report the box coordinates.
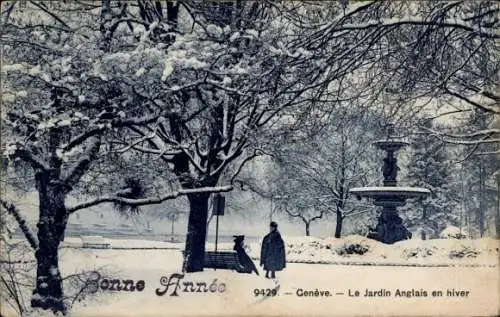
[373,139,409,146]
[349,186,431,195]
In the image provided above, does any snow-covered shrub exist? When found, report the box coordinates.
[401,246,438,259]
[260,235,497,265]
[286,239,325,256]
[439,226,468,239]
[338,243,369,255]
[335,236,372,256]
[449,245,480,259]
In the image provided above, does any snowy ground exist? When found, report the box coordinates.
[2,236,499,316]
[63,247,499,317]
[267,235,500,266]
[62,235,500,266]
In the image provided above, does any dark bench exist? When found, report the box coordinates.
[204,251,245,272]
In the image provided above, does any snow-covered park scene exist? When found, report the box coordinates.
[1,1,499,316]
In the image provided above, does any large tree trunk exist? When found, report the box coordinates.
[334,217,343,238]
[334,207,343,238]
[421,205,428,239]
[183,192,211,272]
[31,173,68,314]
[496,174,500,239]
[305,222,310,236]
[478,158,485,237]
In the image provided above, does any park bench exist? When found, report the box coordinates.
[203,251,245,272]
[81,235,111,249]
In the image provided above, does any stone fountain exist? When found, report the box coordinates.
[349,126,430,244]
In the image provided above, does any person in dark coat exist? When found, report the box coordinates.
[233,235,259,275]
[260,221,286,279]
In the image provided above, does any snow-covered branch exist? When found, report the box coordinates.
[167,139,206,174]
[230,149,270,184]
[0,199,39,250]
[282,204,325,227]
[113,129,159,153]
[329,18,499,39]
[309,208,326,222]
[282,205,304,220]
[62,127,105,152]
[441,138,500,145]
[28,1,71,30]
[444,88,500,114]
[475,149,500,155]
[421,126,500,146]
[233,179,273,199]
[127,125,205,172]
[62,136,101,189]
[134,122,206,174]
[343,208,372,218]
[113,113,166,127]
[210,138,247,177]
[444,129,499,139]
[63,113,169,153]
[66,185,233,214]
[11,147,50,171]
[118,145,181,158]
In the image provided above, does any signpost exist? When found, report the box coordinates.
[213,194,225,252]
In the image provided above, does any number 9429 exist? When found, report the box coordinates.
[254,288,278,296]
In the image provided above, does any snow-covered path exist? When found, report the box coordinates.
[61,248,498,317]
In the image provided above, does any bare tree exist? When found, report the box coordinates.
[281,201,326,237]
[265,107,385,238]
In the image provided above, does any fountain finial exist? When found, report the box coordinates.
[386,123,395,139]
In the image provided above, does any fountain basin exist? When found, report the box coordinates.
[350,186,430,198]
[350,186,431,207]
[373,139,409,151]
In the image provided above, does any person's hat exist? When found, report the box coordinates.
[270,221,278,228]
[233,235,245,243]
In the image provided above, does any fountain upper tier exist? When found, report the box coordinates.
[350,186,430,207]
[373,139,409,152]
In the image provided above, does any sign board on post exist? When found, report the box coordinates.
[213,194,225,216]
[213,193,225,252]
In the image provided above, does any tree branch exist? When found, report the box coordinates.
[67,185,233,214]
[29,1,71,30]
[62,136,101,189]
[420,125,500,145]
[329,18,499,39]
[444,87,500,114]
[0,199,39,250]
[309,208,325,222]
[230,149,269,184]
[62,127,105,152]
[12,147,50,171]
[343,208,372,218]
[282,205,303,219]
